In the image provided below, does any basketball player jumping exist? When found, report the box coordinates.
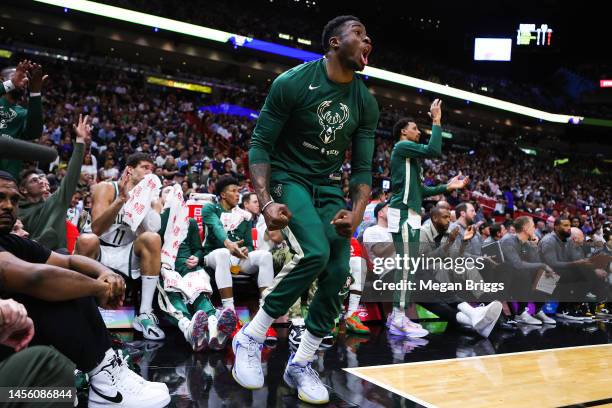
[233,15,378,404]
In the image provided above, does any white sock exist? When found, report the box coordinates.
[392,306,404,323]
[208,314,218,339]
[140,275,159,314]
[346,293,361,317]
[89,348,116,377]
[221,297,235,311]
[292,330,323,365]
[178,317,191,337]
[457,302,474,319]
[244,308,274,343]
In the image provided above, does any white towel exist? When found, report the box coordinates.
[160,184,212,302]
[123,174,161,232]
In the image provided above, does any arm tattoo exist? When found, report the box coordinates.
[249,162,273,206]
[350,183,371,219]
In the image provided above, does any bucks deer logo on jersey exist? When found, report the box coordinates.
[0,109,17,129]
[317,101,350,144]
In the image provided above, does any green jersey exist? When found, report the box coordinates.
[0,94,43,179]
[201,203,253,256]
[159,210,203,274]
[389,125,448,212]
[249,58,379,187]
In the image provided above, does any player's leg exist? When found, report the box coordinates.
[157,287,208,351]
[0,346,75,408]
[233,180,329,390]
[133,232,165,340]
[240,250,274,298]
[285,185,347,404]
[74,232,100,259]
[241,249,277,341]
[203,248,235,310]
[202,247,238,350]
[345,256,370,334]
[389,220,428,338]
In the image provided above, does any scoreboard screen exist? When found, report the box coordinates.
[516,23,553,47]
[474,38,512,61]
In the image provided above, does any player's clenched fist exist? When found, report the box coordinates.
[263,203,292,231]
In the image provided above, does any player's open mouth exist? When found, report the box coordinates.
[360,46,371,67]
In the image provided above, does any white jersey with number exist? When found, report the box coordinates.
[99,182,138,247]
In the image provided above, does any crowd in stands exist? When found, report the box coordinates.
[6,52,611,245]
[103,0,610,117]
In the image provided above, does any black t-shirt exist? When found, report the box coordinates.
[0,234,51,264]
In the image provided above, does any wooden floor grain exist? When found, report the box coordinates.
[346,344,612,408]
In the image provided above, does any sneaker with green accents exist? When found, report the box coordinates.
[345,312,371,335]
[133,312,166,341]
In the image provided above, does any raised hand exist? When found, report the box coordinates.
[28,62,48,93]
[463,225,476,241]
[73,114,92,144]
[9,60,32,89]
[447,175,470,191]
[428,99,442,124]
[117,169,131,202]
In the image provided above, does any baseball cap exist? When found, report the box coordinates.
[374,201,389,220]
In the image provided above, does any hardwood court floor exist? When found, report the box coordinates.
[345,343,612,408]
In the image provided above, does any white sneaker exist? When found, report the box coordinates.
[88,351,170,407]
[534,310,556,325]
[386,312,422,329]
[515,310,542,325]
[133,312,166,341]
[468,302,503,338]
[283,354,329,405]
[115,351,167,391]
[210,308,237,351]
[388,315,429,338]
[184,311,208,351]
[231,325,264,390]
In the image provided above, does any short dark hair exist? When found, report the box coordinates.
[321,15,360,52]
[554,216,570,227]
[0,170,17,185]
[215,175,239,196]
[18,169,43,187]
[430,206,448,220]
[371,187,384,200]
[455,202,472,219]
[490,223,503,237]
[514,216,533,233]
[392,117,416,140]
[479,222,490,233]
[242,192,257,204]
[127,152,154,168]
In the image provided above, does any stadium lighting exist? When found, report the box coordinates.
[33,0,603,126]
[146,76,212,94]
